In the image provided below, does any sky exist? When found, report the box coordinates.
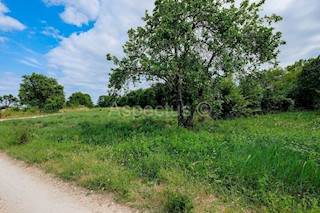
[0,0,319,103]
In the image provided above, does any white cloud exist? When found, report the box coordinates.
[44,0,320,101]
[19,57,45,70]
[261,0,295,12]
[0,72,21,97]
[41,26,64,40]
[271,0,320,65]
[0,36,8,42]
[43,0,102,27]
[240,0,320,66]
[0,2,26,31]
[45,0,154,101]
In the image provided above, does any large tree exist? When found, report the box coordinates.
[19,73,65,111]
[108,0,285,127]
[67,92,94,108]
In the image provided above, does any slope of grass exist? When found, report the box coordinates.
[0,108,319,212]
[0,108,44,119]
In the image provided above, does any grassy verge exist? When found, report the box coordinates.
[0,108,319,212]
[0,106,92,120]
[0,108,45,119]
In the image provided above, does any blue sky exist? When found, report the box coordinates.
[0,0,319,103]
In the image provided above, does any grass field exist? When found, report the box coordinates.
[0,108,319,212]
[0,107,92,119]
[0,108,44,119]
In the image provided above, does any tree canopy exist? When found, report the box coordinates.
[19,73,65,112]
[67,92,94,108]
[0,94,19,109]
[295,56,320,109]
[108,0,285,127]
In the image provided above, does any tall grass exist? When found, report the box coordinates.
[0,108,319,212]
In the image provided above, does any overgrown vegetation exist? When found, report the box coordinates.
[0,109,319,212]
[107,0,285,127]
[100,55,319,120]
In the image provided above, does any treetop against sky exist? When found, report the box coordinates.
[0,0,319,102]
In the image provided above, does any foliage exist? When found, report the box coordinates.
[0,94,19,108]
[118,88,156,108]
[0,109,319,212]
[215,78,250,118]
[67,92,94,108]
[108,0,285,127]
[43,96,65,113]
[97,95,116,108]
[295,56,320,109]
[240,68,295,113]
[164,192,194,213]
[117,83,175,108]
[18,73,65,111]
[16,127,32,145]
[239,74,264,112]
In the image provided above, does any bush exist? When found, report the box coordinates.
[261,92,294,113]
[67,92,94,108]
[43,96,65,113]
[215,78,250,118]
[15,127,32,145]
[164,192,194,213]
[295,56,320,109]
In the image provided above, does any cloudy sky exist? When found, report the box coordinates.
[0,0,319,102]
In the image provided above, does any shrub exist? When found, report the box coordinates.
[15,127,32,145]
[67,92,94,108]
[261,92,294,112]
[43,96,65,113]
[164,192,194,213]
[214,78,250,118]
[295,56,320,109]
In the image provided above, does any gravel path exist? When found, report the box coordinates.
[0,153,132,213]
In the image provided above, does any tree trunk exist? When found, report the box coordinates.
[176,75,185,127]
[184,106,195,128]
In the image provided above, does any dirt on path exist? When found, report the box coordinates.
[0,114,59,122]
[0,153,133,213]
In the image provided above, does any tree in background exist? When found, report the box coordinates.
[215,78,250,118]
[247,68,294,112]
[97,95,116,108]
[108,0,285,127]
[19,73,65,112]
[0,94,19,108]
[67,92,94,108]
[295,56,320,109]
[239,73,264,113]
[116,83,175,108]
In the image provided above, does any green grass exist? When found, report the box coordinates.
[0,108,319,212]
[0,108,44,119]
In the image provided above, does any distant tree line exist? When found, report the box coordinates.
[1,73,94,112]
[97,83,175,108]
[1,56,318,117]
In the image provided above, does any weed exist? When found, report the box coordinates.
[163,191,194,213]
[15,127,32,145]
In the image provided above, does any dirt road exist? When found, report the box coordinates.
[0,153,132,213]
